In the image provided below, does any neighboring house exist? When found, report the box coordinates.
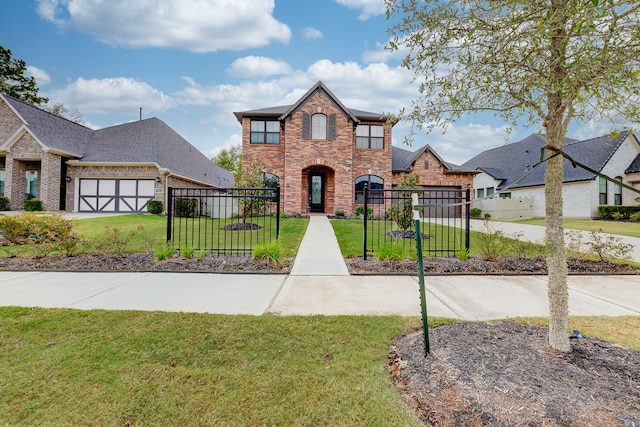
[235,81,475,216]
[462,131,640,218]
[0,93,233,213]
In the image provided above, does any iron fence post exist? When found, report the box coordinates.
[412,193,430,355]
[465,187,470,251]
[275,186,281,240]
[363,183,368,260]
[166,186,173,242]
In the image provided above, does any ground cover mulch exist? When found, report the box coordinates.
[0,253,638,275]
[390,321,640,426]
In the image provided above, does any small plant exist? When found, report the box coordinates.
[195,250,207,261]
[457,247,470,261]
[630,211,640,222]
[374,242,406,261]
[146,199,163,215]
[565,229,585,256]
[253,240,283,267]
[476,218,503,260]
[335,207,345,217]
[470,207,482,218]
[484,212,492,219]
[180,245,196,259]
[0,196,9,211]
[356,205,373,219]
[23,199,43,212]
[611,211,626,220]
[100,225,145,255]
[585,228,634,262]
[155,244,175,261]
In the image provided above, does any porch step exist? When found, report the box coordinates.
[290,216,350,276]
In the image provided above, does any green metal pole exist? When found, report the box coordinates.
[412,194,430,355]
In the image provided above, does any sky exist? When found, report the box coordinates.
[2,0,620,166]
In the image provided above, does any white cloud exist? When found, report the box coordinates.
[26,66,51,86]
[46,77,175,115]
[207,134,241,159]
[334,0,386,20]
[37,0,291,52]
[227,56,292,79]
[302,27,323,40]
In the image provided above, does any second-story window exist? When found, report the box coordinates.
[356,125,384,149]
[250,120,280,144]
[312,114,327,139]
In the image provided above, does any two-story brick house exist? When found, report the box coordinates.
[235,81,475,216]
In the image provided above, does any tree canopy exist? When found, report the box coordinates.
[0,46,48,105]
[385,0,640,352]
[212,145,241,181]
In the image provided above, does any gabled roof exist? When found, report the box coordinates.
[2,93,93,156]
[462,132,630,190]
[1,94,233,187]
[392,144,476,174]
[626,154,640,174]
[233,81,389,124]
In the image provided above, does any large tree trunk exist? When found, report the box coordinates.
[545,115,570,353]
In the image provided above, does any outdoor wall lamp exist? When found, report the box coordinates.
[65,176,72,183]
[155,176,161,183]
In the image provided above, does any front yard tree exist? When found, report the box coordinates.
[385,0,640,352]
[212,145,241,181]
[0,46,48,105]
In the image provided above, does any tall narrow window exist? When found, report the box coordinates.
[487,187,495,197]
[0,170,4,196]
[26,171,38,199]
[311,114,327,139]
[614,177,622,206]
[599,176,608,205]
[250,120,280,144]
[356,125,384,149]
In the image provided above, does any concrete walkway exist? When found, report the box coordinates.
[0,215,638,319]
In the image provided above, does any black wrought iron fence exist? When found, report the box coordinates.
[362,186,470,259]
[167,187,280,255]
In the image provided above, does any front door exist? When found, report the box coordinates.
[309,173,325,213]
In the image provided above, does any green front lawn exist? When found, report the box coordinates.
[513,218,640,238]
[1,309,638,425]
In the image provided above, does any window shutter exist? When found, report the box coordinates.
[327,114,337,140]
[302,112,311,139]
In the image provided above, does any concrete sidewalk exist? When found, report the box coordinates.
[1,270,639,319]
[0,215,638,320]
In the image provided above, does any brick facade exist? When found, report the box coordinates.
[239,82,471,216]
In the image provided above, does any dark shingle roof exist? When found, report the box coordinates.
[3,94,93,156]
[626,154,640,173]
[392,145,476,174]
[2,94,233,187]
[233,81,387,123]
[461,132,630,189]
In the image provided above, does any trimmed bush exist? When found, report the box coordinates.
[23,199,43,212]
[174,197,198,218]
[146,199,163,215]
[470,207,482,218]
[0,197,9,211]
[597,205,640,220]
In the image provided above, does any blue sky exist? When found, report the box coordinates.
[3,0,614,166]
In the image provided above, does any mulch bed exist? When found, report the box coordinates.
[0,253,637,275]
[390,321,640,426]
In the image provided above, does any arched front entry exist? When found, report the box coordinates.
[301,165,335,214]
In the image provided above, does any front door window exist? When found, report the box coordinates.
[309,174,324,213]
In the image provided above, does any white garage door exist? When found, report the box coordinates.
[79,179,155,212]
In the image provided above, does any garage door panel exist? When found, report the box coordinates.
[79,179,155,213]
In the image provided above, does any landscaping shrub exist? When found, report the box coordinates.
[355,205,373,219]
[386,203,413,231]
[470,207,482,218]
[174,197,198,218]
[0,197,9,211]
[155,244,176,261]
[597,205,640,220]
[0,212,85,256]
[146,199,163,215]
[374,242,406,261]
[253,240,282,267]
[23,199,43,212]
[99,225,145,255]
[630,211,640,222]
